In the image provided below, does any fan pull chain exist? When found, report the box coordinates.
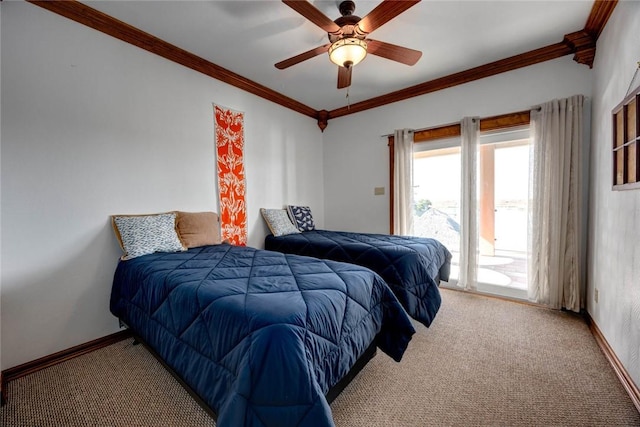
[346,87,351,110]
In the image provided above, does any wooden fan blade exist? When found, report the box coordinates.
[282,0,341,34]
[275,44,331,69]
[366,39,422,65]
[337,66,352,89]
[357,0,421,35]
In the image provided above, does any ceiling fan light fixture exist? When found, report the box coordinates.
[328,38,367,68]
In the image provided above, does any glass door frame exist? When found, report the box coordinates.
[388,112,532,300]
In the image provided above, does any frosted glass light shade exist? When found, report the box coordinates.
[328,38,367,68]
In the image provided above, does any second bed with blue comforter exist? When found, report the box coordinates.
[110,244,415,427]
[265,230,452,328]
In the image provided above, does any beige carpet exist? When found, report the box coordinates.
[2,289,639,426]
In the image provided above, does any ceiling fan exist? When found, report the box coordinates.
[275,0,422,89]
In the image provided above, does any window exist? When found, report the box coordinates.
[413,140,461,283]
[389,110,532,300]
[412,127,530,299]
[612,85,640,190]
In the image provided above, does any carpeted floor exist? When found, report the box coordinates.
[1,289,639,426]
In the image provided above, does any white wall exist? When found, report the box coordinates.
[1,2,323,369]
[322,56,593,233]
[588,1,640,388]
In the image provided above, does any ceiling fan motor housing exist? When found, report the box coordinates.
[329,1,365,43]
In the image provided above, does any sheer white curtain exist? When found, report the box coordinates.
[528,95,584,312]
[458,117,480,291]
[393,129,414,236]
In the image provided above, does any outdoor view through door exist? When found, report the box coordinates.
[413,127,530,300]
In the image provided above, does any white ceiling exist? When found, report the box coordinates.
[86,0,594,111]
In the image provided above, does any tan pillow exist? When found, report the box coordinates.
[175,211,221,248]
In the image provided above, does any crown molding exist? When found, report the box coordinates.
[28,0,317,120]
[326,0,617,121]
[29,0,618,130]
[585,0,619,39]
[328,42,572,119]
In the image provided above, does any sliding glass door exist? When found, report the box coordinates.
[414,142,462,283]
[412,128,530,299]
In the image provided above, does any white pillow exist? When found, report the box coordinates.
[260,208,301,237]
[112,212,185,260]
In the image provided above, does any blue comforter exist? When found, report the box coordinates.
[265,230,452,327]
[110,244,415,427]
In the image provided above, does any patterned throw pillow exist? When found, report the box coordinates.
[112,212,185,260]
[260,208,301,237]
[287,205,316,231]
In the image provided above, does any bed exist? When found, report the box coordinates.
[110,243,416,427]
[264,229,452,328]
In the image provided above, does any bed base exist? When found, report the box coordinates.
[130,333,218,420]
[128,327,377,421]
[326,341,377,404]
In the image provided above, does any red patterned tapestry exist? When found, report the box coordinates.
[214,104,247,246]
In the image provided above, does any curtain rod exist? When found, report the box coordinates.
[381,106,542,138]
